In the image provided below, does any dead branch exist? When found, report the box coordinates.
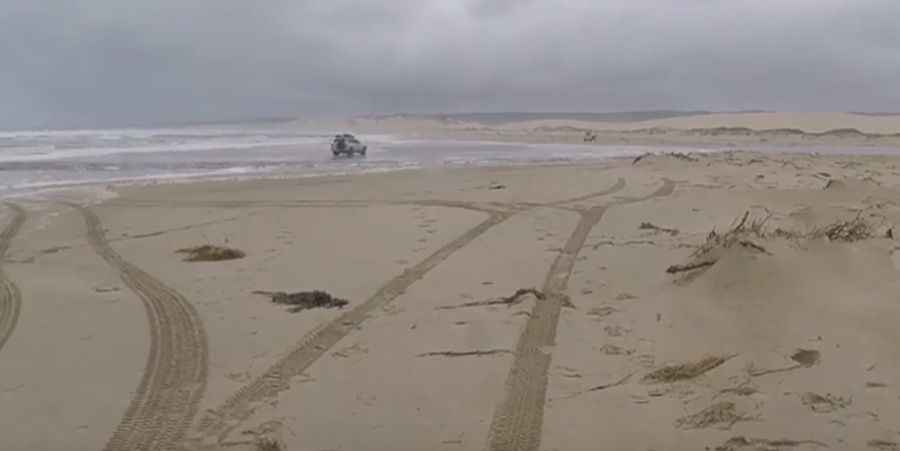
[587,372,634,392]
[639,222,680,236]
[738,240,770,254]
[734,211,750,231]
[748,363,803,377]
[436,288,545,310]
[417,349,513,358]
[666,260,717,274]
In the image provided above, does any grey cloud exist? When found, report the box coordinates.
[1,0,899,129]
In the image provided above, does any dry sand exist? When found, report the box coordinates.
[3,146,900,450]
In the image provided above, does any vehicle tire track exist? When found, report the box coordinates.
[193,208,513,445]
[106,199,517,214]
[549,177,626,206]
[106,199,374,209]
[73,204,208,451]
[0,203,27,353]
[486,179,675,451]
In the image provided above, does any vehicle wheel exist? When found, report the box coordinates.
[360,147,367,156]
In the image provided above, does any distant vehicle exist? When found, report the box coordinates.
[331,133,367,157]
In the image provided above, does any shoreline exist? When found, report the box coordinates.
[10,111,900,202]
[7,138,900,204]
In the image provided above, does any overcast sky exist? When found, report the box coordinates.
[2,0,899,129]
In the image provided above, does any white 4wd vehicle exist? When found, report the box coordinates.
[331,133,367,157]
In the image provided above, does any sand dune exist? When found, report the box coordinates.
[309,112,900,148]
[504,112,900,134]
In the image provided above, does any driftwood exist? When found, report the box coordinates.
[586,372,634,392]
[666,260,716,274]
[437,288,545,310]
[639,222,679,236]
[417,349,512,358]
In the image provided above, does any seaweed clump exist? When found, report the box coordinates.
[176,245,245,262]
[254,290,349,313]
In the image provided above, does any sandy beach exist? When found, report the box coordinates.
[3,126,900,451]
[7,0,900,447]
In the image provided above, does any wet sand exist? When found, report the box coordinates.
[2,150,900,450]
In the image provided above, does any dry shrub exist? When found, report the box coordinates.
[666,212,771,275]
[667,210,885,276]
[643,355,729,383]
[697,211,882,253]
[808,216,874,242]
[176,244,245,262]
[692,212,770,259]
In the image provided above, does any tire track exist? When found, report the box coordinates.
[105,199,375,209]
[106,199,516,214]
[548,177,626,206]
[110,214,243,242]
[193,207,513,445]
[486,179,675,451]
[105,178,626,213]
[73,204,208,451]
[0,203,27,353]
